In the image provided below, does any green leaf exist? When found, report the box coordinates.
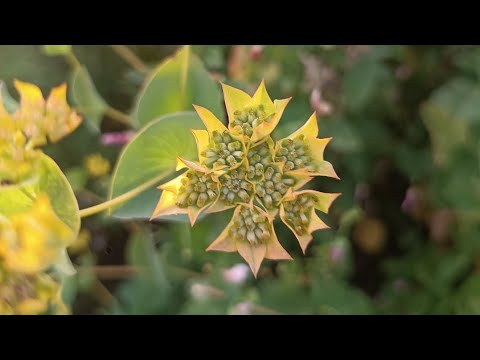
[421,101,469,166]
[0,154,80,235]
[342,55,389,112]
[42,45,72,56]
[110,230,173,315]
[127,229,169,287]
[60,274,78,307]
[430,77,480,124]
[453,274,480,314]
[54,249,77,276]
[70,66,108,132]
[109,111,203,219]
[0,80,18,113]
[64,166,88,192]
[134,46,222,127]
[311,279,375,314]
[259,281,314,314]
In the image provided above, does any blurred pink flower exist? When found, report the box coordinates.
[101,131,135,146]
[329,244,344,264]
[310,88,332,117]
[401,187,423,214]
[223,263,250,285]
[190,283,223,300]
[232,302,252,315]
[250,45,264,61]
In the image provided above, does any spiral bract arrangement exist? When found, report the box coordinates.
[152,81,341,276]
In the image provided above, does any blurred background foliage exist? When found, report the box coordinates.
[3,44,480,314]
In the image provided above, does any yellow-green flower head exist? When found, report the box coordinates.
[0,131,41,186]
[0,193,75,274]
[12,80,82,147]
[0,80,82,150]
[0,267,69,315]
[84,153,111,178]
[152,81,341,275]
[0,80,82,185]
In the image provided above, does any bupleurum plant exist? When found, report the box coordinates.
[0,80,82,314]
[152,81,340,276]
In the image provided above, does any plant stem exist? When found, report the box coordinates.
[105,106,134,127]
[90,265,139,280]
[20,187,36,201]
[82,264,201,280]
[93,280,117,307]
[79,171,171,218]
[110,45,148,74]
[62,47,134,128]
[64,51,81,70]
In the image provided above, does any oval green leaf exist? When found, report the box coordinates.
[109,111,203,219]
[0,153,80,235]
[70,66,108,132]
[134,46,222,127]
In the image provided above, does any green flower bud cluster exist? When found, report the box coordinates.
[230,206,270,245]
[219,166,253,205]
[231,105,271,136]
[254,164,295,210]
[176,171,218,209]
[282,194,317,235]
[202,130,244,169]
[246,142,273,180]
[275,134,315,172]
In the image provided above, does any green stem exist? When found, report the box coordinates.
[20,187,36,201]
[62,47,133,128]
[64,51,81,70]
[110,45,148,74]
[79,171,171,218]
[105,106,134,127]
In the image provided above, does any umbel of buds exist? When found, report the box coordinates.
[152,81,340,276]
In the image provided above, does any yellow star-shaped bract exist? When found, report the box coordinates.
[279,189,341,253]
[275,112,339,179]
[221,80,291,144]
[192,104,247,171]
[206,204,292,277]
[151,157,220,226]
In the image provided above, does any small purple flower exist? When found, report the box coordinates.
[329,245,344,264]
[101,131,135,146]
[401,187,422,214]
